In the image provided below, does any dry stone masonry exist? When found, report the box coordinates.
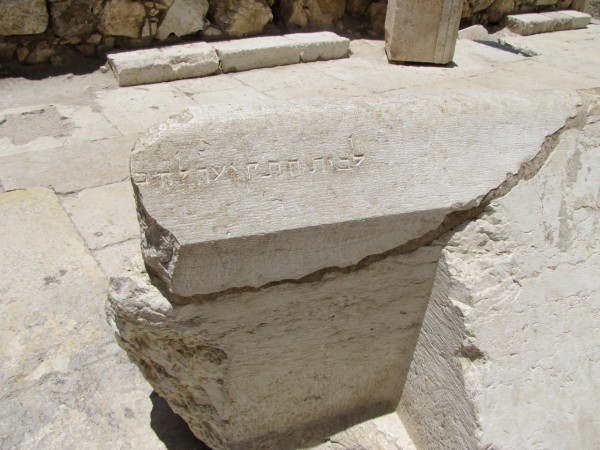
[0,0,591,64]
[107,89,584,449]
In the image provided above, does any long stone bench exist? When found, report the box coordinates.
[107,90,580,449]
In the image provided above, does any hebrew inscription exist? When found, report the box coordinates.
[132,150,366,188]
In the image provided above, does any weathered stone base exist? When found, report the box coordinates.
[107,243,440,449]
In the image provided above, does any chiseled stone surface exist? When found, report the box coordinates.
[108,242,440,450]
[285,31,350,62]
[0,0,48,36]
[385,0,463,64]
[108,42,219,87]
[130,91,580,298]
[398,92,600,449]
[213,35,301,73]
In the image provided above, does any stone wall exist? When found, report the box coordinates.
[0,0,589,65]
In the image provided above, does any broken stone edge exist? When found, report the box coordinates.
[108,32,350,87]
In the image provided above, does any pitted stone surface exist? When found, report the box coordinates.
[131,91,580,298]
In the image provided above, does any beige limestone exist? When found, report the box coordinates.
[108,243,440,450]
[385,0,463,64]
[284,32,350,62]
[399,92,600,449]
[99,0,146,38]
[156,0,209,40]
[507,10,591,36]
[0,0,48,36]
[108,43,219,87]
[211,0,273,37]
[213,36,301,72]
[130,90,580,298]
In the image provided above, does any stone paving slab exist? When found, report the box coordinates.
[0,135,135,194]
[0,187,207,450]
[0,103,121,157]
[61,181,140,251]
[95,83,198,135]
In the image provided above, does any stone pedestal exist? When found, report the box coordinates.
[108,91,580,449]
[384,0,463,64]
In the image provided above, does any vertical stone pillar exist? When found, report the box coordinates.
[384,0,463,65]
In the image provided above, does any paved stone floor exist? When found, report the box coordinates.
[1,23,600,449]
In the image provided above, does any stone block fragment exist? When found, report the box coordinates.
[156,0,209,40]
[130,91,579,298]
[385,0,463,64]
[213,36,300,73]
[0,0,48,36]
[108,42,219,86]
[284,32,349,62]
[399,91,598,450]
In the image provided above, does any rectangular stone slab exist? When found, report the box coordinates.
[130,90,579,298]
[108,42,219,87]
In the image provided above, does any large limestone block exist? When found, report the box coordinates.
[108,43,219,87]
[156,0,209,40]
[99,0,146,38]
[211,0,273,37]
[398,93,599,448]
[0,0,48,36]
[130,91,580,299]
[49,0,101,37]
[213,36,301,72]
[284,32,350,62]
[385,0,463,64]
[108,243,440,450]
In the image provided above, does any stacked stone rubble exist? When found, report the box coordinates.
[0,0,591,65]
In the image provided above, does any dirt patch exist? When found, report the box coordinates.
[0,106,74,145]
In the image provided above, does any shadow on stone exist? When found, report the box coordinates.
[150,391,212,450]
[0,56,105,80]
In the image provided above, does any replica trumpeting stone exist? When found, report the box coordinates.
[130,90,580,298]
[108,43,219,87]
[284,32,350,62]
[384,0,463,64]
[213,35,301,73]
